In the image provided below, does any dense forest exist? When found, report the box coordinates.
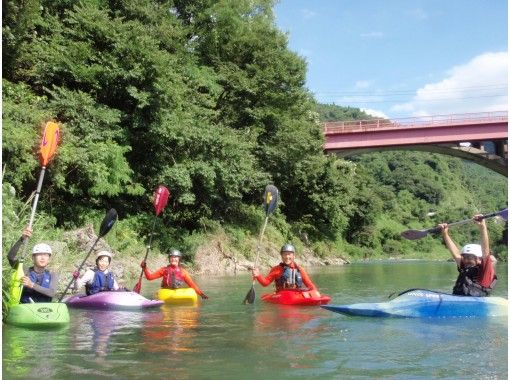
[3,0,507,275]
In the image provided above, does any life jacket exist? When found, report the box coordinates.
[20,268,52,303]
[86,268,115,295]
[452,265,497,297]
[162,265,185,289]
[275,263,305,291]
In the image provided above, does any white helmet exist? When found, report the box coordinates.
[96,250,112,259]
[461,244,483,258]
[32,243,52,255]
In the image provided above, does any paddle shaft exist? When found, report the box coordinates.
[251,215,269,285]
[58,236,101,302]
[134,217,157,290]
[20,166,47,260]
[429,210,504,233]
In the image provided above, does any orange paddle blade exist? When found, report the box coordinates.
[39,121,60,166]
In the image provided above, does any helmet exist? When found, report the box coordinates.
[168,249,182,258]
[32,243,52,255]
[280,244,295,254]
[96,250,112,259]
[461,244,483,258]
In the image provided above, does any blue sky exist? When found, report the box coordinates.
[274,0,508,119]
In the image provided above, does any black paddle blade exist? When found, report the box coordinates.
[263,185,279,215]
[400,228,435,240]
[99,208,118,237]
[243,285,256,305]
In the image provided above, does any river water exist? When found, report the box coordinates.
[3,261,508,379]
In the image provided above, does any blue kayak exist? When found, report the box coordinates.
[321,289,508,318]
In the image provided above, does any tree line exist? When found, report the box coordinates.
[3,0,507,262]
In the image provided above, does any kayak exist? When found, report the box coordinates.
[156,288,198,305]
[4,303,70,329]
[321,289,509,318]
[64,291,163,310]
[261,289,331,306]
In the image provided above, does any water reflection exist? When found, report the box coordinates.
[69,310,144,358]
[142,305,199,354]
[3,324,69,379]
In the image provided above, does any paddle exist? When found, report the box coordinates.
[243,185,279,305]
[133,185,170,294]
[58,208,118,302]
[401,208,508,240]
[20,121,61,259]
[8,122,61,308]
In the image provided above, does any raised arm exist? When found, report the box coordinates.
[474,215,490,259]
[7,228,32,267]
[438,223,462,266]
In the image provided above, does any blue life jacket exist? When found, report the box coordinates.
[275,264,305,290]
[86,269,115,295]
[452,265,496,297]
[20,268,52,303]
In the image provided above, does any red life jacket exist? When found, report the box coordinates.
[162,265,185,289]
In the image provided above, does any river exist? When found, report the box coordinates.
[3,261,508,379]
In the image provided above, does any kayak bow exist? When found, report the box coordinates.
[4,303,70,329]
[261,289,331,306]
[64,291,163,310]
[321,289,508,318]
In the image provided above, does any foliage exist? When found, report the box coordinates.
[2,0,507,271]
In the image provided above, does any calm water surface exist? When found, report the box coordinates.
[3,261,508,379]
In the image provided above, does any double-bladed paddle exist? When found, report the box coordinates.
[58,208,118,302]
[400,208,508,240]
[243,185,279,305]
[8,122,61,308]
[133,185,170,294]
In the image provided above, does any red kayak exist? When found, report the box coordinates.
[261,289,331,306]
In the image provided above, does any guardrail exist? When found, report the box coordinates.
[323,111,508,134]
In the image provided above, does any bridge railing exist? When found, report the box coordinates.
[323,111,508,134]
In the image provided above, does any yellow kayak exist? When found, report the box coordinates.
[156,288,198,305]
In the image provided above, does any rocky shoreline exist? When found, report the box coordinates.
[42,225,350,293]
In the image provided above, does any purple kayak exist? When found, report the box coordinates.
[64,291,163,310]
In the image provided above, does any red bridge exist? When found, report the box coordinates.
[324,111,508,176]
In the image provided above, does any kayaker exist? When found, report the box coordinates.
[73,250,122,295]
[140,249,209,299]
[252,244,317,291]
[438,214,496,297]
[7,227,59,303]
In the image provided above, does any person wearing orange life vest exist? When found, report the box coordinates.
[252,244,317,291]
[141,250,209,299]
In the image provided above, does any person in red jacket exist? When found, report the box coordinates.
[252,244,317,291]
[141,249,208,299]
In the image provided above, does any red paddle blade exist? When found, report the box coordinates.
[39,121,60,166]
[133,279,142,294]
[153,185,170,216]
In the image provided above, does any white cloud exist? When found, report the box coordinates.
[360,31,384,39]
[361,108,389,119]
[355,80,372,89]
[301,9,316,19]
[391,51,508,116]
[407,8,428,20]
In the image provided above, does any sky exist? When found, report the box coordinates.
[274,0,508,119]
